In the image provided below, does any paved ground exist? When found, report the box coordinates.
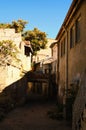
[0,94,72,130]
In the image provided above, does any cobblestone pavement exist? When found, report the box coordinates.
[0,95,72,130]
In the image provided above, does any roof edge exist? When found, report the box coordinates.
[55,0,81,40]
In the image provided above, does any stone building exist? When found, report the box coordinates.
[55,0,86,103]
[0,29,32,92]
[42,41,58,97]
[28,38,57,97]
[50,41,58,86]
[32,38,56,64]
[54,0,86,129]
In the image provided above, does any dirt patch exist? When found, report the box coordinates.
[0,96,72,130]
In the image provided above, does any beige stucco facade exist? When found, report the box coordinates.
[55,0,86,101]
[68,0,86,84]
[50,42,58,84]
[55,0,86,129]
[33,38,56,63]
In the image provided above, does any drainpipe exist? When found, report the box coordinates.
[57,41,59,84]
[65,29,68,98]
[62,26,68,98]
[63,26,69,120]
[57,41,60,102]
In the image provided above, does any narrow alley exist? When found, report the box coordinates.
[0,94,72,130]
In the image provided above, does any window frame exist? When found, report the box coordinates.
[24,45,30,56]
[61,37,65,57]
[70,24,75,49]
[75,16,81,44]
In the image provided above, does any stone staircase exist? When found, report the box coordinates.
[72,69,86,130]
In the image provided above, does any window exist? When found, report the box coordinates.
[45,69,49,74]
[63,38,65,55]
[70,25,75,49]
[70,15,81,49]
[61,38,65,57]
[24,46,30,56]
[76,16,81,43]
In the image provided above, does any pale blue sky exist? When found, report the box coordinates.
[0,0,72,38]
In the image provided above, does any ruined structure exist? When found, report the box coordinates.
[0,29,32,92]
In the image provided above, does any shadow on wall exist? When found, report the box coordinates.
[0,73,29,121]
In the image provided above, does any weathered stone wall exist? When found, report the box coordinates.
[19,41,32,71]
[72,70,86,130]
[0,67,7,92]
[58,37,66,103]
[0,29,22,91]
[68,0,86,85]
[0,65,22,92]
[6,65,21,86]
[0,29,32,92]
[33,38,56,63]
[3,73,28,105]
[52,43,57,60]
[57,0,86,104]
[0,29,21,46]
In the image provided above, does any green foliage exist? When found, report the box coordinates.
[11,19,28,33]
[0,40,19,66]
[0,20,48,56]
[0,19,28,33]
[22,28,48,55]
[0,23,11,29]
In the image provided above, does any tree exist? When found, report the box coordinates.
[11,19,28,33]
[22,28,48,55]
[0,23,11,28]
[0,40,20,66]
[0,19,28,33]
[0,20,48,55]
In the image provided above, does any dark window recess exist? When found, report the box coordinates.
[76,16,81,43]
[61,38,65,57]
[61,43,63,57]
[24,46,30,56]
[70,25,75,49]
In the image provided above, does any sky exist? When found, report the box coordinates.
[0,0,73,39]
